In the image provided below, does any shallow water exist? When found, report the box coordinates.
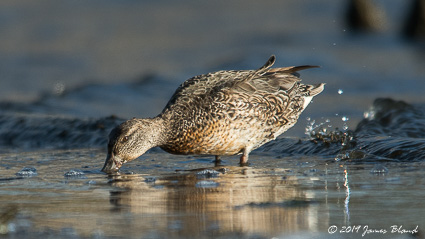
[1,99,425,238]
[1,0,425,238]
[1,148,424,239]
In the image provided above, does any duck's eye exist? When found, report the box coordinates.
[122,136,129,142]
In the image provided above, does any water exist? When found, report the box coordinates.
[1,149,424,238]
[1,0,425,238]
[15,167,38,178]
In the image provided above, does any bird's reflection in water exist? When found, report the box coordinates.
[107,166,329,238]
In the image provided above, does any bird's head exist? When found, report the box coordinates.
[101,118,164,173]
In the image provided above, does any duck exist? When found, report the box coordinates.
[101,55,324,173]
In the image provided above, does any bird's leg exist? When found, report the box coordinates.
[239,148,251,166]
[214,155,222,167]
[239,155,248,165]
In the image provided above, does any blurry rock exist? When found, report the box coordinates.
[355,98,424,138]
[354,98,425,161]
[0,114,122,149]
[402,0,425,40]
[345,0,387,32]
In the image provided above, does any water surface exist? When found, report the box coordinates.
[1,148,424,239]
[1,0,425,238]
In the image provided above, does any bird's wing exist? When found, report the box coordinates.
[162,55,320,113]
[232,55,320,95]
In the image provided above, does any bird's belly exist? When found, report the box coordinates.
[161,119,276,156]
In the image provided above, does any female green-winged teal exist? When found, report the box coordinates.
[102,55,324,173]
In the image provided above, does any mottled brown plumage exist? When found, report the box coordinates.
[102,55,324,173]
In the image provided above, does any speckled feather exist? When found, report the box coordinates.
[159,55,324,158]
[102,55,324,172]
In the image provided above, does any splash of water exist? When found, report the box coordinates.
[16,167,37,177]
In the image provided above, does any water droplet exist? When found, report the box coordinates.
[16,167,37,177]
[338,89,344,95]
[196,169,220,179]
[363,112,369,118]
[332,43,337,46]
[364,110,375,120]
[342,116,349,122]
[195,180,219,188]
[343,124,349,131]
[370,164,388,174]
[306,117,311,121]
[64,169,87,179]
[53,82,66,95]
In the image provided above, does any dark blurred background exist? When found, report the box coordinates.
[0,0,424,132]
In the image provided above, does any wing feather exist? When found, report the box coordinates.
[162,55,321,112]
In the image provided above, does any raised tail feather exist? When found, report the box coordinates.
[310,83,325,96]
[268,65,320,78]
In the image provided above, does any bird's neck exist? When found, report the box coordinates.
[148,116,170,147]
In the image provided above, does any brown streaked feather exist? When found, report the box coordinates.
[308,83,326,96]
[255,55,276,76]
[103,55,325,173]
[163,56,321,116]
[230,55,276,90]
